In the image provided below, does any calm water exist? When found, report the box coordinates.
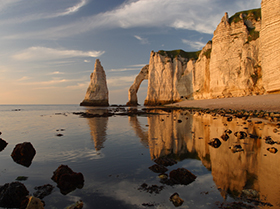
[0,105,279,209]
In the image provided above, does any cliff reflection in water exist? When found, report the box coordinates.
[86,108,280,207]
[134,109,280,207]
[85,109,108,151]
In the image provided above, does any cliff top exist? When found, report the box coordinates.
[229,8,261,24]
[157,49,201,60]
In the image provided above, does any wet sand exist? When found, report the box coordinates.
[169,94,280,112]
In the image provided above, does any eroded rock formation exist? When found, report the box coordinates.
[80,59,109,106]
[128,1,279,105]
[126,65,149,106]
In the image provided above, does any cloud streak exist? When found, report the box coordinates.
[182,39,206,50]
[3,0,261,40]
[13,47,105,61]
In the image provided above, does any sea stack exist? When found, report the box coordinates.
[80,59,109,106]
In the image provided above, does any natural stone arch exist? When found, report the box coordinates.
[126,65,149,106]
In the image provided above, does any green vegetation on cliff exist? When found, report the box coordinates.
[229,8,261,24]
[158,49,201,60]
[229,8,261,42]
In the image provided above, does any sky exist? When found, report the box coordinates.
[0,0,262,105]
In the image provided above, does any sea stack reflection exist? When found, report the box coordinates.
[80,59,109,106]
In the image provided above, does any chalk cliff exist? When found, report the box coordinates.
[80,59,109,106]
[128,0,279,105]
[260,0,280,93]
[144,50,199,106]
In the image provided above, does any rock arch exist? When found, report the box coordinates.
[126,65,149,106]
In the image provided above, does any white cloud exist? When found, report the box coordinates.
[13,47,105,61]
[66,82,88,90]
[128,64,146,68]
[49,71,65,75]
[110,68,142,72]
[17,76,31,81]
[3,0,261,40]
[182,39,206,50]
[84,60,91,63]
[57,0,88,17]
[134,35,149,44]
[107,75,136,87]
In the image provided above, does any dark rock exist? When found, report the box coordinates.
[267,147,278,154]
[249,134,259,139]
[234,131,247,139]
[33,184,54,199]
[208,138,221,148]
[0,182,29,208]
[265,136,275,144]
[224,129,232,134]
[148,164,168,173]
[0,138,8,152]
[154,157,177,166]
[177,120,182,123]
[227,116,233,122]
[221,133,229,141]
[51,165,84,195]
[168,168,196,185]
[230,145,244,153]
[56,134,63,137]
[138,183,164,194]
[11,142,36,167]
[169,193,184,207]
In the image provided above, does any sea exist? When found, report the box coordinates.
[0,104,279,209]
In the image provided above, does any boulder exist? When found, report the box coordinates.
[0,138,8,152]
[169,193,184,207]
[168,168,197,185]
[0,182,29,208]
[208,138,222,148]
[80,59,109,106]
[11,142,36,167]
[51,165,84,195]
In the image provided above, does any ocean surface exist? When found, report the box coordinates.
[0,105,279,209]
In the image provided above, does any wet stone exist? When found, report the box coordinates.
[154,157,177,166]
[234,131,247,139]
[11,142,36,167]
[0,182,29,208]
[265,136,275,145]
[267,147,278,154]
[167,168,197,185]
[169,193,184,207]
[208,138,221,148]
[33,184,54,199]
[230,145,244,153]
[138,183,164,194]
[0,138,8,152]
[221,133,229,141]
[148,164,168,173]
[51,165,84,195]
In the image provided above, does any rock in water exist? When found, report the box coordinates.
[80,59,109,106]
[11,142,36,167]
[51,165,84,195]
[0,182,29,208]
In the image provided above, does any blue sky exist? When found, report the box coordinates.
[0,0,262,104]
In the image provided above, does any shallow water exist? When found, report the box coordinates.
[0,105,279,208]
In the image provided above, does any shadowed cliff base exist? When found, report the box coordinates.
[80,100,109,107]
[168,94,280,112]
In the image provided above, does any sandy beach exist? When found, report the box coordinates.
[169,94,280,112]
